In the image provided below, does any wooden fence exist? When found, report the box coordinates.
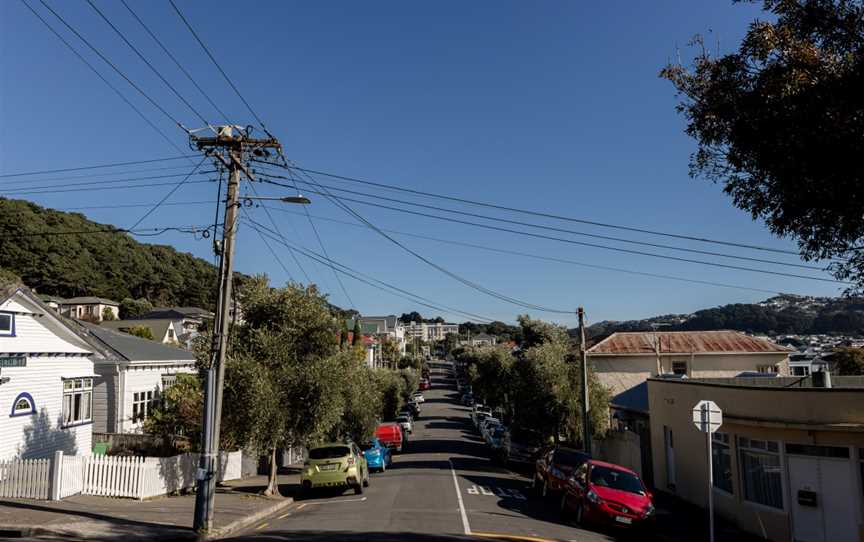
[0,458,51,499]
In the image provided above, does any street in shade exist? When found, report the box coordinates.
[223,362,645,542]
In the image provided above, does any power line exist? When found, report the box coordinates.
[36,0,187,130]
[273,163,809,258]
[0,224,216,239]
[271,173,824,271]
[0,164,200,186]
[290,170,575,314]
[120,0,233,124]
[85,0,212,127]
[263,178,848,285]
[18,0,189,157]
[244,216,493,322]
[128,156,208,230]
[261,205,791,296]
[249,218,295,283]
[0,171,215,194]
[0,155,192,178]
[2,178,215,197]
[168,0,270,134]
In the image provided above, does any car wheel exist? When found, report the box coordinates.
[559,492,568,517]
[381,461,386,473]
[363,475,370,488]
[574,502,584,525]
[354,483,364,495]
[541,480,548,498]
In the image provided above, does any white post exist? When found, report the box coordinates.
[703,403,715,542]
[49,450,63,501]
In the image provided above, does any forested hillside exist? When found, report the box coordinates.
[0,198,219,308]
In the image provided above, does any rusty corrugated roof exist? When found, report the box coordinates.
[588,330,791,355]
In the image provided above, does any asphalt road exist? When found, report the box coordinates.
[226,361,618,542]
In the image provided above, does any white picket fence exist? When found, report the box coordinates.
[0,458,51,499]
[0,450,243,501]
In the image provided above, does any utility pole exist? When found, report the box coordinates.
[578,307,591,454]
[192,126,283,533]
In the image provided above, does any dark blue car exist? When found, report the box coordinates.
[361,437,393,472]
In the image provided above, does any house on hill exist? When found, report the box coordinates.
[99,319,182,346]
[135,307,214,349]
[0,285,97,460]
[78,324,196,434]
[588,330,791,415]
[59,296,119,322]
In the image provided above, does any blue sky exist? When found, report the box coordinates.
[0,1,841,326]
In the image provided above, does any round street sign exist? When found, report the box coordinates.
[693,400,722,433]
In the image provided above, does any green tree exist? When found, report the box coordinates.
[144,374,204,450]
[661,1,864,291]
[380,336,400,369]
[330,349,383,443]
[373,369,404,421]
[126,325,154,340]
[831,347,864,376]
[340,320,350,348]
[352,319,362,346]
[101,306,116,321]
[120,297,153,319]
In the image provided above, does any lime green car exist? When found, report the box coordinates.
[301,441,370,495]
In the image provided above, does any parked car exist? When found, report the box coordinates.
[487,425,507,458]
[460,393,474,406]
[533,447,591,497]
[360,437,393,472]
[375,422,404,452]
[301,441,370,495]
[472,406,492,426]
[479,417,501,440]
[396,414,414,434]
[405,401,421,418]
[411,392,425,403]
[561,460,654,530]
[502,427,545,466]
[419,379,430,391]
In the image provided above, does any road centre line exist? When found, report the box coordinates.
[300,496,368,506]
[448,458,472,535]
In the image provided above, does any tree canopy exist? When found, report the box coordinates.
[661,0,864,291]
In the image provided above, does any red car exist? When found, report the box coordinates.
[374,422,404,452]
[533,447,590,497]
[418,379,430,391]
[560,459,654,530]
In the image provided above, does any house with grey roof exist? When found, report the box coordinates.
[77,323,196,434]
[99,319,182,346]
[59,296,119,323]
[136,307,214,349]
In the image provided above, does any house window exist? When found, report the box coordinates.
[62,378,93,426]
[132,391,157,423]
[161,374,178,390]
[791,366,810,376]
[739,437,783,509]
[0,312,14,337]
[756,364,778,374]
[168,328,175,339]
[672,361,688,375]
[10,392,35,417]
[712,432,733,494]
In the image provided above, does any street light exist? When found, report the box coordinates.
[242,195,311,205]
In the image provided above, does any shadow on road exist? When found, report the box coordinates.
[223,530,475,541]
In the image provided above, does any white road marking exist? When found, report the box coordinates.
[480,486,494,496]
[302,496,367,505]
[463,484,527,500]
[449,459,472,535]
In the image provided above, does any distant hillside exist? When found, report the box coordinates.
[584,294,864,337]
[0,198,220,308]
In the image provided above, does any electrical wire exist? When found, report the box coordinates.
[266,162,808,259]
[128,156,208,230]
[244,215,493,322]
[266,172,825,271]
[168,0,270,135]
[36,0,187,130]
[18,1,189,157]
[259,205,793,296]
[0,224,217,239]
[0,164,202,187]
[0,155,193,179]
[2,179,215,197]
[0,171,215,194]
[262,178,848,285]
[85,0,212,128]
[290,169,576,314]
[120,0,233,125]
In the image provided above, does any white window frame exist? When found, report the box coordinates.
[0,312,14,337]
[672,361,688,375]
[62,378,93,427]
[738,436,785,510]
[132,390,157,423]
[756,364,778,374]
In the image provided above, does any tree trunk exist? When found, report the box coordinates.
[263,447,282,497]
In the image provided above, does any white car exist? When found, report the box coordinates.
[396,415,413,434]
[412,392,425,403]
[480,417,501,440]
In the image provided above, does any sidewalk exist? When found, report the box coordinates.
[0,472,300,540]
[652,492,768,542]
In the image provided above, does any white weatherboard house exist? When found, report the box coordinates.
[0,286,96,460]
[80,323,196,434]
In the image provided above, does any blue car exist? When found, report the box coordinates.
[361,437,393,472]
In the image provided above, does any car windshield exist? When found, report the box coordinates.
[397,416,409,422]
[590,465,645,495]
[309,446,350,459]
[359,442,375,451]
[554,449,588,467]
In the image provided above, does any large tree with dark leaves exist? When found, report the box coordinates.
[661,0,864,291]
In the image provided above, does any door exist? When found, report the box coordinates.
[788,445,858,542]
[664,426,676,489]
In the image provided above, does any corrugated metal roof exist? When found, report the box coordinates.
[588,330,791,355]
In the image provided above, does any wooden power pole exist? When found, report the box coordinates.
[192,126,283,533]
[578,307,591,454]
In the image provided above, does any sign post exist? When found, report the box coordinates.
[693,400,722,542]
